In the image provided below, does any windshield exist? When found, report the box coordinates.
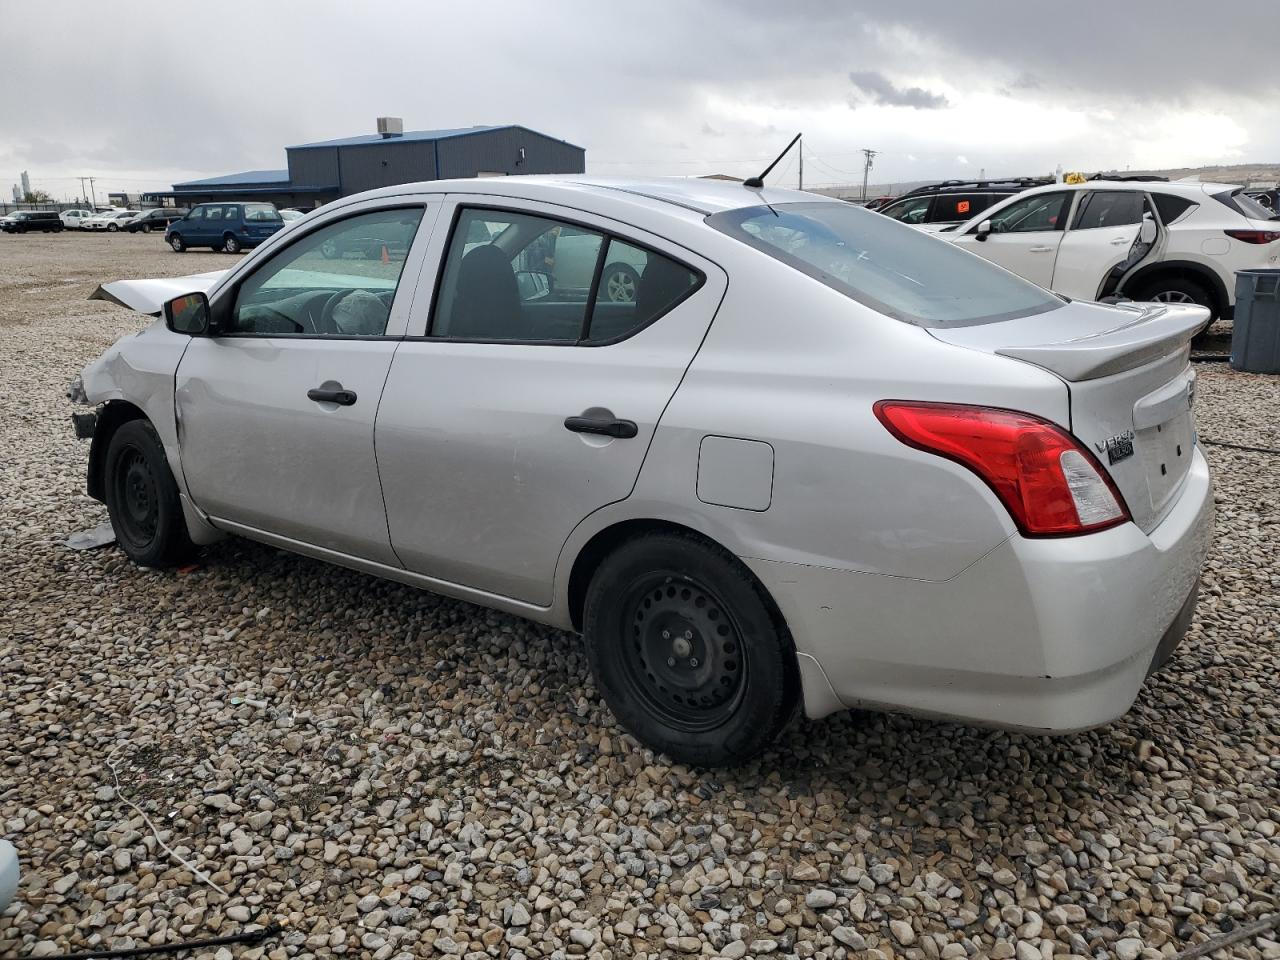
[707,202,1062,327]
[1215,188,1278,221]
[243,203,282,222]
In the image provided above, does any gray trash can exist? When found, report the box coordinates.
[1232,269,1280,373]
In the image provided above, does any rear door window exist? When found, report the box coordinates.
[431,207,700,343]
[931,193,1002,223]
[1071,191,1144,229]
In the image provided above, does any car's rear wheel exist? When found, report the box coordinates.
[223,234,242,254]
[107,223,119,232]
[1135,276,1215,317]
[103,419,194,568]
[320,238,339,259]
[603,263,640,303]
[583,532,797,766]
[169,233,186,252]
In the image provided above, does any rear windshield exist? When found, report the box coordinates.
[707,201,1062,328]
[1214,188,1278,221]
[243,203,282,222]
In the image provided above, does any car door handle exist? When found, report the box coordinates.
[1109,236,1131,245]
[564,409,638,439]
[1029,246,1055,253]
[307,385,357,406]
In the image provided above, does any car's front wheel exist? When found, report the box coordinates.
[107,223,119,232]
[583,532,798,766]
[103,419,194,568]
[169,233,186,252]
[223,234,242,254]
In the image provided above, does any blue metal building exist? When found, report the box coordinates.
[150,120,585,208]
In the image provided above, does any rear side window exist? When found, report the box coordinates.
[205,207,224,221]
[244,203,281,222]
[1151,194,1196,224]
[431,207,700,343]
[1071,191,1144,229]
[708,201,1061,328]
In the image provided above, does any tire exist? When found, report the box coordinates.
[223,234,241,254]
[320,237,339,259]
[583,532,798,766]
[107,223,119,232]
[602,263,640,303]
[1134,275,1215,317]
[169,233,186,252]
[103,419,194,568]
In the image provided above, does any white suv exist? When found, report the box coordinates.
[946,180,1280,318]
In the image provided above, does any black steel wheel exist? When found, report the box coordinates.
[103,419,194,567]
[584,531,798,766]
[618,573,746,732]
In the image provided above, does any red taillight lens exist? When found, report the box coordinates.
[1225,229,1280,244]
[873,401,1130,537]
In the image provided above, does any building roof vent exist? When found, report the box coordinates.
[377,117,404,139]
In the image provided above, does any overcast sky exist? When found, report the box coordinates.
[4,0,1279,201]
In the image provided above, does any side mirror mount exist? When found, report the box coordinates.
[164,292,211,336]
[1139,215,1157,245]
[975,220,992,242]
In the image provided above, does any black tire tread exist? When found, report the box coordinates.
[103,419,194,568]
[583,530,798,767]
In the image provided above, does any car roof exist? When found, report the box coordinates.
[344,175,832,217]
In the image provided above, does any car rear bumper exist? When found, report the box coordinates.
[748,446,1215,730]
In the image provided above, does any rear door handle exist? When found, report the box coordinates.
[564,408,638,439]
[1109,236,1130,245]
[308,384,357,406]
[1029,246,1055,253]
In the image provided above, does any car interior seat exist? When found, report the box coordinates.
[448,244,520,338]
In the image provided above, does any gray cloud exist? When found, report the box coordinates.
[2,0,1279,197]
[848,71,949,109]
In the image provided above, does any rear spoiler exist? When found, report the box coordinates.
[995,303,1209,381]
[89,270,227,316]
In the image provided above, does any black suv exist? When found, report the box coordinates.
[125,208,189,233]
[877,178,1053,230]
[2,210,64,234]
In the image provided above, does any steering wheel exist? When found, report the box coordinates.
[318,289,356,335]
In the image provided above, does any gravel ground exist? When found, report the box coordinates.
[1,232,1278,960]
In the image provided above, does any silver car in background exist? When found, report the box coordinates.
[70,177,1213,765]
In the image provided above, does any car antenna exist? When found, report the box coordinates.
[744,133,801,189]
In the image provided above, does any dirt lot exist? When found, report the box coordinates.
[1,232,1278,959]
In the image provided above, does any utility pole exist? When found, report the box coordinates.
[860,148,877,201]
[78,177,90,206]
[88,177,97,209]
[798,137,803,191]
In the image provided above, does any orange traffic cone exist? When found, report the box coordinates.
[380,244,389,264]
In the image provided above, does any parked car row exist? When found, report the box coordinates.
[870,176,1279,319]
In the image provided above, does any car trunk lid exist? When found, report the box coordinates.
[929,299,1208,532]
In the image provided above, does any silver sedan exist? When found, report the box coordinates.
[71,177,1213,765]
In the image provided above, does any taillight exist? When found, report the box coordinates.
[1225,229,1280,244]
[873,401,1130,537]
